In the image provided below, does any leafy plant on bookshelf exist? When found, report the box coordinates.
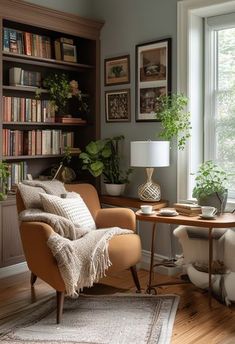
[0,162,10,201]
[40,74,89,121]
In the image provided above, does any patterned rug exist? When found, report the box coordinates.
[0,294,179,344]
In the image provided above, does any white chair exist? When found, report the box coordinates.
[174,225,235,305]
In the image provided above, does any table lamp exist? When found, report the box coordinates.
[130,141,170,201]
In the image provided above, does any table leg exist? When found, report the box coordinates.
[146,222,157,294]
[208,227,213,307]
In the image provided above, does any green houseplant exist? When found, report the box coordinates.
[0,162,10,201]
[43,73,72,115]
[155,93,191,150]
[80,135,132,195]
[192,160,228,213]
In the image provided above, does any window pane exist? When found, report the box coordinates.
[216,28,235,198]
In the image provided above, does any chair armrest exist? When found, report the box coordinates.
[20,221,65,291]
[95,208,136,231]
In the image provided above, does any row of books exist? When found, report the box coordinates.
[3,28,51,58]
[174,203,201,217]
[3,96,55,123]
[2,129,74,156]
[9,67,41,87]
[7,162,28,191]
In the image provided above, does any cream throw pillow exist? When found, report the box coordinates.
[40,193,96,231]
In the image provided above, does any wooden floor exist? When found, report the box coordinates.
[1,269,235,343]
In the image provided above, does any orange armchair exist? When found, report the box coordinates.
[16,183,142,323]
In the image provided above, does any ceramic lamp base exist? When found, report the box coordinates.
[138,168,161,202]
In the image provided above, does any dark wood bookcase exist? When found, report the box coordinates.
[0,0,103,268]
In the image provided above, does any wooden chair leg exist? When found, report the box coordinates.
[130,266,141,293]
[30,272,37,286]
[56,291,65,324]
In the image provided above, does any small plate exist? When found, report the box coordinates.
[139,210,156,215]
[199,214,216,220]
[158,211,179,217]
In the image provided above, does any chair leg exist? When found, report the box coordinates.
[56,291,65,324]
[30,272,37,286]
[130,266,141,293]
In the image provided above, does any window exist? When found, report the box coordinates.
[205,14,235,199]
[177,0,235,204]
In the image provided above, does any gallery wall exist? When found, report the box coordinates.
[91,0,180,257]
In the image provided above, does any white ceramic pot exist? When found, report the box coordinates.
[105,183,126,196]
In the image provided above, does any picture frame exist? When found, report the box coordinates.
[135,38,172,122]
[104,55,130,86]
[105,89,131,122]
[61,43,77,63]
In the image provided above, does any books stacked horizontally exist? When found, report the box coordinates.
[173,203,202,217]
[54,37,77,63]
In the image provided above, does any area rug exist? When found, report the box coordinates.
[0,294,179,344]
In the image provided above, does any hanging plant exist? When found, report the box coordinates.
[155,93,191,150]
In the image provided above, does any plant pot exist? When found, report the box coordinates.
[198,190,228,214]
[104,183,126,196]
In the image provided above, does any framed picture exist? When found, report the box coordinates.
[61,43,77,63]
[105,89,131,122]
[104,55,130,86]
[135,38,171,121]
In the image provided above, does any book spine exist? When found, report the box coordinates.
[3,28,10,52]
[24,32,32,56]
[9,29,17,53]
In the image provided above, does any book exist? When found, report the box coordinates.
[9,29,18,53]
[54,40,62,60]
[55,117,85,124]
[58,37,74,45]
[173,203,201,210]
[3,28,10,52]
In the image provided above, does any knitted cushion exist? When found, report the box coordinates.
[40,193,96,231]
[18,183,46,209]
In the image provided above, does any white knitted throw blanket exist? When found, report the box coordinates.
[19,180,132,296]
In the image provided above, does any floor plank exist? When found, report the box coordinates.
[0,269,235,343]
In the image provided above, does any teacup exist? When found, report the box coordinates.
[140,205,153,214]
[201,206,217,217]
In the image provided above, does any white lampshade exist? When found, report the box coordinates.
[130,141,170,167]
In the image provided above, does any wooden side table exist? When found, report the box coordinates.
[100,195,168,210]
[136,211,235,306]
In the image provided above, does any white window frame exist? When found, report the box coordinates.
[177,0,235,207]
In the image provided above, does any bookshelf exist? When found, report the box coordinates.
[0,0,104,268]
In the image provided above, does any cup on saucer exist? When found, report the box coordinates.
[140,205,153,214]
[201,206,217,217]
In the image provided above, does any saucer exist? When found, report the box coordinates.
[158,211,179,217]
[199,214,216,220]
[139,210,156,215]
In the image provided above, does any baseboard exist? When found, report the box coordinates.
[139,250,183,276]
[0,262,28,279]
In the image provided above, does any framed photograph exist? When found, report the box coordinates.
[61,43,77,63]
[105,89,131,122]
[135,38,171,121]
[104,55,130,86]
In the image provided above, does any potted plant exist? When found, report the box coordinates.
[0,162,10,201]
[39,74,88,118]
[155,93,191,150]
[192,160,228,213]
[80,135,132,196]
